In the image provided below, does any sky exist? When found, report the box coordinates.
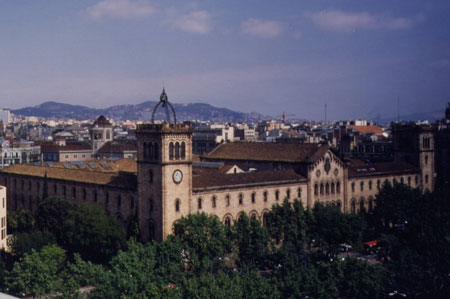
[0,0,449,120]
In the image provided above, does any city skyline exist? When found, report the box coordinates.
[1,0,449,120]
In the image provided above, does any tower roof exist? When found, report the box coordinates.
[151,88,177,124]
[93,115,112,127]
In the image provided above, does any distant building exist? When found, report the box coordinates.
[0,186,6,250]
[91,115,113,153]
[41,142,93,162]
[0,139,41,169]
[0,109,11,124]
[96,141,137,159]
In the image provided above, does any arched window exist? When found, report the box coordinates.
[325,183,329,195]
[297,187,302,198]
[238,193,243,205]
[336,182,340,193]
[149,170,153,184]
[143,142,148,159]
[400,177,404,184]
[181,142,186,159]
[336,200,342,210]
[251,192,256,203]
[169,142,174,160]
[153,143,158,160]
[198,198,202,209]
[275,190,280,201]
[175,142,180,160]
[250,213,257,221]
[351,182,355,192]
[351,200,356,214]
[425,155,428,165]
[212,196,217,208]
[360,181,364,191]
[226,194,230,206]
[359,199,365,214]
[331,183,335,194]
[148,143,153,160]
[377,180,381,189]
[407,177,411,186]
[175,199,180,212]
[314,184,318,196]
[425,175,429,184]
[369,180,372,190]
[224,217,231,227]
[368,197,373,212]
[286,189,291,199]
[320,183,324,195]
[264,191,268,202]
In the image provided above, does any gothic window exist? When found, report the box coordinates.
[351,182,355,192]
[224,216,231,227]
[251,192,256,203]
[264,191,268,202]
[251,213,257,221]
[149,170,153,184]
[212,196,217,208]
[275,190,280,201]
[331,183,335,194]
[286,189,291,199]
[198,198,202,209]
[143,142,148,160]
[325,183,329,195]
[314,184,318,196]
[360,181,364,192]
[297,187,302,198]
[320,183,324,195]
[175,199,180,212]
[425,155,428,165]
[336,182,340,193]
[175,142,180,160]
[359,199,365,214]
[226,194,230,206]
[153,143,158,160]
[238,193,243,205]
[351,200,356,214]
[369,181,372,190]
[148,143,153,160]
[181,142,186,159]
[169,142,174,160]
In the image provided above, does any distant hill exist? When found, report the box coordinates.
[12,101,267,123]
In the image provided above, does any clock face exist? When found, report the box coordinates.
[173,169,183,184]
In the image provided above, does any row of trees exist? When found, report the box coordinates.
[0,182,449,298]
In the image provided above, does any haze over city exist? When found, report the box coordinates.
[1,0,449,120]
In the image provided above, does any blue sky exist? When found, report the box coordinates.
[0,0,449,120]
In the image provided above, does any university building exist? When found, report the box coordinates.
[0,91,435,242]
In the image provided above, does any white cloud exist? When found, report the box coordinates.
[309,10,418,32]
[240,18,283,38]
[167,10,212,34]
[87,0,155,20]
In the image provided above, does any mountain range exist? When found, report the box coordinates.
[12,101,268,123]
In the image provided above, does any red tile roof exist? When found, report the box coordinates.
[204,142,329,163]
[41,142,92,152]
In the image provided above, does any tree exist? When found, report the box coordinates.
[35,196,73,243]
[62,202,126,264]
[173,213,232,273]
[5,244,66,297]
[8,230,56,259]
[7,208,34,234]
[231,213,271,269]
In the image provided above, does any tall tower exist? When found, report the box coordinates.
[91,115,113,154]
[392,124,435,192]
[136,89,193,241]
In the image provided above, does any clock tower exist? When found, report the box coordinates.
[136,89,193,241]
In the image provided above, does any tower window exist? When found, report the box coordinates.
[425,174,429,184]
[425,155,428,165]
[336,182,340,193]
[148,143,153,160]
[351,182,355,192]
[264,191,268,202]
[169,142,174,160]
[175,142,180,160]
[149,170,153,184]
[181,142,186,159]
[360,181,364,191]
[226,194,230,206]
[369,181,372,190]
[175,199,180,212]
[149,198,153,212]
[212,196,217,208]
[153,143,158,160]
[251,192,256,203]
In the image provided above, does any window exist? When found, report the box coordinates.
[149,198,153,212]
[400,177,404,184]
[251,192,256,203]
[74,154,78,159]
[351,200,356,214]
[153,143,158,160]
[212,196,217,208]
[425,175,429,184]
[275,190,280,201]
[82,154,85,158]
[149,170,153,184]
[264,191,268,202]
[175,142,180,160]
[297,187,302,198]
[425,155,428,165]
[181,142,186,159]
[286,189,291,199]
[198,198,202,209]
[226,194,230,206]
[331,183,335,194]
[65,155,69,159]
[175,199,180,212]
[239,193,243,205]
[351,182,355,192]
[336,182,340,193]
[408,177,411,186]
[368,198,373,212]
[320,183,324,195]
[72,187,76,199]
[325,183,329,195]
[83,189,87,200]
[169,142,174,160]
[360,181,364,192]
[359,199,365,214]
[377,180,381,189]
[94,191,98,202]
[415,176,419,186]
[225,217,231,227]
[314,184,318,196]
